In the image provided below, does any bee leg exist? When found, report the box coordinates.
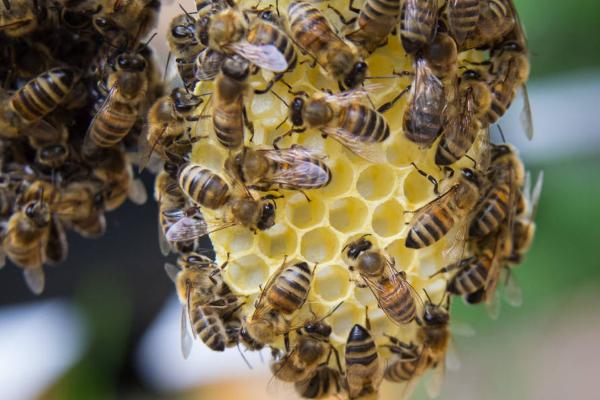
[284,332,290,352]
[329,345,344,375]
[299,58,318,68]
[410,162,440,195]
[281,80,308,97]
[296,189,311,202]
[253,73,283,95]
[326,5,357,26]
[242,106,254,142]
[348,0,361,14]
[377,85,411,113]
[364,306,371,330]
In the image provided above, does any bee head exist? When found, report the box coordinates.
[491,144,513,162]
[37,144,69,167]
[303,320,332,339]
[343,61,367,89]
[462,69,482,81]
[171,20,195,43]
[116,53,147,72]
[290,97,304,126]
[257,199,276,231]
[171,88,202,114]
[460,168,481,186]
[24,200,50,228]
[421,302,449,326]
[346,236,372,260]
[258,9,276,22]
[93,16,118,35]
[221,55,250,81]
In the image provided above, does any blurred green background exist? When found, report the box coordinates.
[2,0,600,399]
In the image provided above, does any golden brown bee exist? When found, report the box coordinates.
[225,145,331,193]
[400,0,438,54]
[405,167,483,249]
[345,236,419,325]
[168,13,204,88]
[404,32,457,147]
[196,6,288,72]
[336,0,401,56]
[138,88,203,172]
[469,144,524,238]
[0,68,77,139]
[92,147,147,211]
[287,1,367,89]
[295,366,343,399]
[84,52,148,153]
[247,9,298,93]
[0,0,45,37]
[26,119,71,170]
[280,87,389,163]
[212,55,252,149]
[166,162,277,242]
[54,180,106,239]
[4,196,51,294]
[92,0,160,45]
[507,171,542,264]
[461,0,515,50]
[242,259,314,346]
[384,338,420,382]
[446,0,480,45]
[435,69,492,166]
[344,323,383,399]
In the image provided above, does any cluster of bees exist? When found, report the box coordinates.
[153,0,542,398]
[0,0,162,293]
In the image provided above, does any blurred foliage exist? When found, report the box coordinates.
[516,0,600,78]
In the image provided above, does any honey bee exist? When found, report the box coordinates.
[92,147,147,211]
[26,119,71,170]
[212,54,253,149]
[461,0,515,50]
[168,13,204,88]
[405,167,483,249]
[278,87,390,163]
[0,68,77,139]
[287,1,367,89]
[271,306,341,383]
[246,9,298,93]
[383,338,420,382]
[334,0,401,56]
[345,236,419,325]
[4,194,51,294]
[242,259,314,346]
[196,6,288,72]
[92,0,160,45]
[435,69,492,166]
[469,144,524,238]
[403,32,457,147]
[225,145,331,193]
[165,162,277,242]
[295,366,343,399]
[446,0,480,45]
[0,0,46,37]
[344,323,383,399]
[400,0,438,54]
[84,52,148,153]
[401,296,452,399]
[54,180,106,239]
[138,88,203,172]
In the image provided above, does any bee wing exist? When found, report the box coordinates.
[137,122,168,173]
[128,178,148,205]
[485,289,502,320]
[158,217,172,256]
[404,0,437,43]
[164,262,180,283]
[180,305,193,359]
[519,85,534,140]
[425,356,447,398]
[321,126,387,164]
[195,49,226,81]
[322,84,386,106]
[254,257,289,315]
[529,170,544,220]
[258,147,331,188]
[502,269,523,307]
[229,42,288,72]
[85,84,118,141]
[414,58,445,112]
[23,267,45,295]
[165,214,210,242]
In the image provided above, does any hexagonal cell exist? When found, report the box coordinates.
[356,164,397,201]
[313,264,351,303]
[250,93,287,129]
[329,302,363,340]
[329,197,368,234]
[353,284,378,308]
[386,138,420,167]
[191,141,225,172]
[257,223,298,260]
[286,193,326,230]
[402,168,437,207]
[385,238,416,271]
[300,227,339,263]
[296,131,328,155]
[211,226,254,254]
[319,156,355,198]
[372,199,404,237]
[368,308,398,340]
[225,254,269,294]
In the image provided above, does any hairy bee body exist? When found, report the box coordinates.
[266,261,312,314]
[400,0,438,54]
[462,0,515,50]
[447,0,480,45]
[178,163,230,209]
[344,0,402,55]
[442,252,491,296]
[295,366,343,399]
[384,340,420,382]
[247,12,297,73]
[338,103,390,143]
[344,324,383,399]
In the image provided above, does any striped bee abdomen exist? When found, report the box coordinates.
[405,204,455,249]
[469,183,511,237]
[338,103,390,143]
[177,164,230,209]
[267,261,312,314]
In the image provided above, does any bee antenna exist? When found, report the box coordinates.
[140,32,158,52]
[178,3,196,21]
[237,342,253,369]
[271,90,288,107]
[465,154,478,169]
[163,51,171,83]
[496,124,507,143]
[422,288,433,304]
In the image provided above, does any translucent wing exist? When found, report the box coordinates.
[165,215,209,242]
[180,305,193,359]
[254,257,289,316]
[404,0,437,45]
[414,59,445,116]
[520,85,534,140]
[529,170,544,219]
[195,49,226,81]
[23,267,45,295]
[128,178,148,205]
[229,42,288,72]
[425,359,446,398]
[322,84,386,106]
[158,217,172,256]
[450,321,476,338]
[137,121,168,173]
[258,146,331,188]
[321,126,387,164]
[164,262,180,283]
[485,290,501,320]
[502,270,523,307]
[85,84,118,142]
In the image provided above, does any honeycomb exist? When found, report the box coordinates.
[161,0,535,397]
